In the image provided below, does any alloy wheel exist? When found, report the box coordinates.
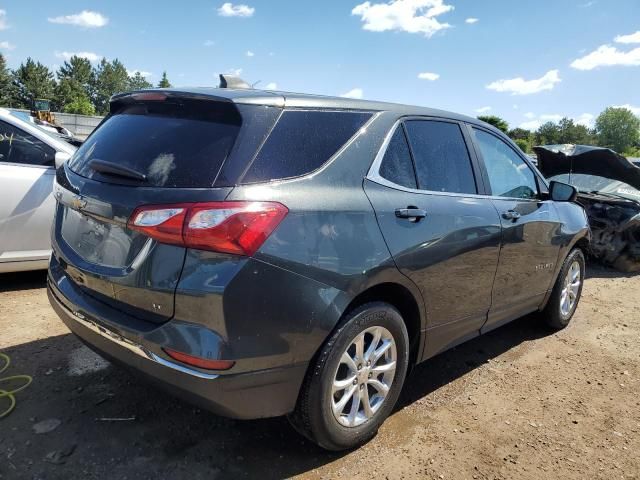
[560,260,581,317]
[330,326,397,427]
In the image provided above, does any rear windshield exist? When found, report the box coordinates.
[241,109,372,183]
[68,100,241,187]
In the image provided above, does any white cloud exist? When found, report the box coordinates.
[486,69,561,95]
[614,31,640,44]
[128,69,152,77]
[614,104,640,116]
[0,41,15,50]
[225,68,243,76]
[55,51,101,62]
[0,9,8,30]
[475,106,491,114]
[465,17,478,24]
[204,40,215,47]
[48,10,109,28]
[575,113,595,128]
[518,113,594,130]
[265,82,277,90]
[417,71,439,80]
[570,44,640,70]
[217,3,255,17]
[519,114,563,130]
[340,88,364,99]
[246,50,254,57]
[351,0,453,38]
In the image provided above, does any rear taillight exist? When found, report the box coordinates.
[128,201,288,256]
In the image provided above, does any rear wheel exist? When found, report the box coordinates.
[289,302,409,451]
[541,248,585,329]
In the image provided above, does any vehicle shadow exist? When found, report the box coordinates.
[584,262,638,279]
[1,312,555,479]
[0,270,47,293]
[397,313,549,411]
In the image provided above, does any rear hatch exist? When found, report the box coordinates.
[53,90,282,323]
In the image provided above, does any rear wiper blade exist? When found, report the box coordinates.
[89,159,147,182]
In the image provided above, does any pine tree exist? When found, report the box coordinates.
[157,71,171,88]
[11,58,55,109]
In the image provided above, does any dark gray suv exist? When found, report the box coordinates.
[48,86,590,450]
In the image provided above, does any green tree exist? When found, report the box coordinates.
[595,107,640,153]
[508,128,532,141]
[11,58,55,109]
[157,71,171,88]
[91,58,130,115]
[477,115,509,133]
[0,53,14,107]
[63,95,96,115]
[128,72,153,90]
[535,121,561,146]
[514,139,529,152]
[54,56,95,111]
[556,117,594,145]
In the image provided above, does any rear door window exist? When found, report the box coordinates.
[68,100,242,187]
[0,120,56,167]
[473,128,538,199]
[404,120,477,194]
[378,126,417,189]
[241,110,372,183]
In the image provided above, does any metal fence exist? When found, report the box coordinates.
[13,108,103,140]
[54,112,103,139]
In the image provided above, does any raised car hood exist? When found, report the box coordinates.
[534,144,640,191]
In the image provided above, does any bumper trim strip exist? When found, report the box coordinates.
[60,301,220,380]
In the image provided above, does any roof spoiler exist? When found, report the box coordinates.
[219,74,251,89]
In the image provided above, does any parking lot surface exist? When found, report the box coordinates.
[1,266,638,479]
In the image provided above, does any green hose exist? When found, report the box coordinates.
[0,352,32,418]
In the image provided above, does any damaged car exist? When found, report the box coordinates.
[535,144,640,272]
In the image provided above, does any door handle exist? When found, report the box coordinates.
[502,210,521,221]
[395,207,427,222]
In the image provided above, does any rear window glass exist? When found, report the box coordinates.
[379,126,417,189]
[404,120,477,194]
[68,100,241,187]
[241,110,372,183]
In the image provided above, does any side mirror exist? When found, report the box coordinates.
[54,151,71,169]
[549,181,577,202]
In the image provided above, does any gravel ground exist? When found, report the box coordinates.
[0,265,638,480]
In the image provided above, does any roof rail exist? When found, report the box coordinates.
[219,74,250,89]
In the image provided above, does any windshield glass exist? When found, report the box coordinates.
[551,173,640,202]
[7,110,73,144]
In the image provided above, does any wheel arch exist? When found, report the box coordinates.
[336,281,425,368]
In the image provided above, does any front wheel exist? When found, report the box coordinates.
[541,248,585,329]
[288,302,409,451]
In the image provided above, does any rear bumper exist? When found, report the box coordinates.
[47,270,308,419]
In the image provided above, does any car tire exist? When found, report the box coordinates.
[288,302,409,451]
[541,248,585,330]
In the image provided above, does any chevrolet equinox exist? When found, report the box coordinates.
[48,85,590,450]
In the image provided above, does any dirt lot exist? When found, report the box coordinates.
[0,266,638,480]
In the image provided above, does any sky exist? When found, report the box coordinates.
[0,0,639,130]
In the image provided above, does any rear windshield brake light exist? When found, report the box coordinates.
[128,201,288,256]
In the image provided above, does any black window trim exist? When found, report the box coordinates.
[367,115,488,198]
[467,124,548,202]
[237,108,381,185]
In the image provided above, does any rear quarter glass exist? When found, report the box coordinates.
[68,100,242,188]
[240,110,372,184]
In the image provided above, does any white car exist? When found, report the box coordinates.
[0,108,77,273]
